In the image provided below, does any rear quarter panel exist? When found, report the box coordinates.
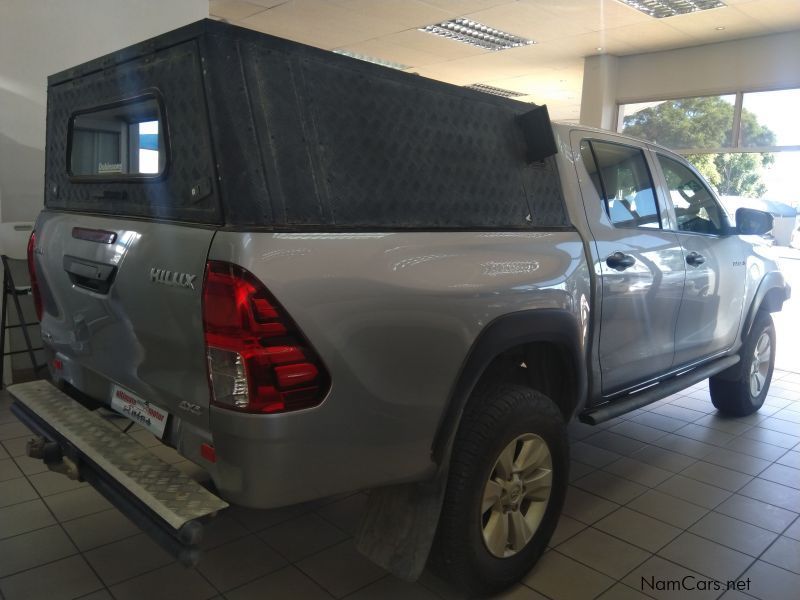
[208,230,590,504]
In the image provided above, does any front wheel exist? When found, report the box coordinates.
[431,384,568,596]
[710,311,775,417]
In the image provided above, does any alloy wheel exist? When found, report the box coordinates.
[749,331,772,397]
[480,433,553,558]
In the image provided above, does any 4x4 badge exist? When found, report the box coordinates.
[150,268,197,290]
[179,400,203,415]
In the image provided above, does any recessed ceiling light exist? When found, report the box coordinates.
[715,25,726,30]
[618,0,726,19]
[419,18,535,51]
[332,50,409,70]
[465,83,526,98]
[596,47,604,51]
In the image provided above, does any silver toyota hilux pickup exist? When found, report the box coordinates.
[11,19,790,596]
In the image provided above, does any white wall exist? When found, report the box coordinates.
[580,30,800,129]
[0,0,208,223]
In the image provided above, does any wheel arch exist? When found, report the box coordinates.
[431,309,587,465]
[742,271,790,341]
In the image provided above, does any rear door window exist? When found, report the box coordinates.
[69,96,166,178]
[580,140,661,229]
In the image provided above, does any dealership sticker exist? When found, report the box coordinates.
[110,384,169,439]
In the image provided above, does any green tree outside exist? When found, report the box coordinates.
[621,96,776,197]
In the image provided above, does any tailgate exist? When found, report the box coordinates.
[34,211,215,431]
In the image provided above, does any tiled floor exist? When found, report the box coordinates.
[1,371,800,600]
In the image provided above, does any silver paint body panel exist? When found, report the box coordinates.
[35,213,216,470]
[566,128,686,393]
[552,123,781,398]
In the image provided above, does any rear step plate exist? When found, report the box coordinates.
[8,380,228,529]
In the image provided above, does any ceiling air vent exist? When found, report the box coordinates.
[419,18,535,51]
[333,50,409,71]
[466,84,526,98]
[618,0,726,19]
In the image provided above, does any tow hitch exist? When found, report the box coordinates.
[27,436,81,480]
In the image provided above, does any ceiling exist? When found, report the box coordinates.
[208,0,800,121]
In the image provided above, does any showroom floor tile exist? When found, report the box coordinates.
[1,370,800,600]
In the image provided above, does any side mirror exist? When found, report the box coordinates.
[736,207,773,236]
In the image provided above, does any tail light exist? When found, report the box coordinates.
[27,232,43,320]
[202,261,330,414]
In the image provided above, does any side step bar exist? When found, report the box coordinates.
[8,380,228,565]
[580,354,740,425]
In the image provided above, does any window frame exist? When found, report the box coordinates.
[581,138,665,231]
[66,91,170,183]
[616,86,800,155]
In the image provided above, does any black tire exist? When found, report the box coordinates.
[710,311,775,417]
[431,384,568,597]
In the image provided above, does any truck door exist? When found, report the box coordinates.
[571,133,686,395]
[652,152,748,366]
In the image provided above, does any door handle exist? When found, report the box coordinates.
[63,255,117,294]
[606,251,636,271]
[686,251,706,266]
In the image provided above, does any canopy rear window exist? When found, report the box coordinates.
[68,95,166,179]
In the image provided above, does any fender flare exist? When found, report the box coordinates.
[741,271,790,340]
[431,308,587,465]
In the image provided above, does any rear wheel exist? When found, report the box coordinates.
[432,384,568,596]
[710,311,775,417]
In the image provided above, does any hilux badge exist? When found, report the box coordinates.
[150,267,197,290]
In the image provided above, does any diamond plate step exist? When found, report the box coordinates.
[8,379,228,530]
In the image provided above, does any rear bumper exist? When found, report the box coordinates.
[8,380,227,564]
[204,402,436,509]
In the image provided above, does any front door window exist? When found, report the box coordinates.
[657,155,728,235]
